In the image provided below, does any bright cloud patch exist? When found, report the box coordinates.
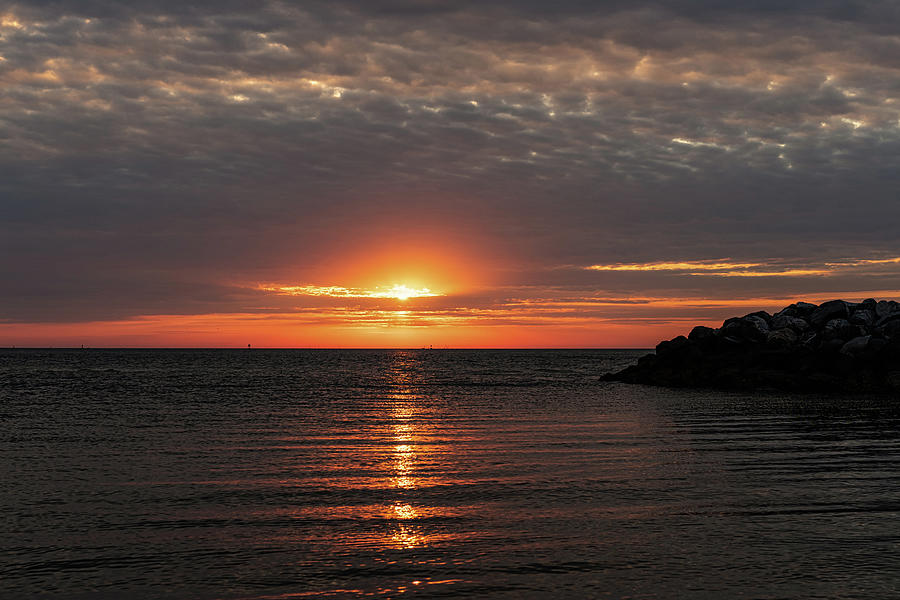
[259,284,442,300]
[586,256,900,278]
[586,260,764,272]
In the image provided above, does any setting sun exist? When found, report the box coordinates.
[377,284,437,301]
[257,283,442,300]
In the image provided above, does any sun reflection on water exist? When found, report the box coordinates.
[262,352,475,560]
[382,351,432,549]
[389,500,426,549]
[390,523,426,550]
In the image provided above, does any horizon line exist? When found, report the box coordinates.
[1,346,653,351]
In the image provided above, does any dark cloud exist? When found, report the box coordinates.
[1,1,900,326]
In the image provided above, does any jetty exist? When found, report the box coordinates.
[604,299,900,392]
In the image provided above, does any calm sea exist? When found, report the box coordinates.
[2,349,899,599]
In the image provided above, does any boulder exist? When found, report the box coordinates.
[743,311,772,324]
[767,328,798,348]
[875,312,900,328]
[840,335,871,356]
[823,318,860,341]
[656,335,689,357]
[849,309,876,327]
[800,332,819,349]
[794,302,818,317]
[810,300,850,326]
[688,325,716,342]
[637,354,658,367]
[859,298,877,311]
[883,320,900,340]
[876,300,900,319]
[744,315,770,335]
[773,305,799,318]
[771,315,810,332]
[722,317,767,343]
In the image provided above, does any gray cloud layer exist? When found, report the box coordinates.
[2,1,900,323]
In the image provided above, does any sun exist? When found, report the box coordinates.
[257,282,441,300]
[373,284,439,301]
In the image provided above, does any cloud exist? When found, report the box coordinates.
[1,1,900,333]
[584,256,900,278]
[586,260,765,272]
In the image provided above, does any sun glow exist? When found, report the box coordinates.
[377,284,435,300]
[259,283,441,300]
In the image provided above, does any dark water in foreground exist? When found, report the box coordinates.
[2,349,900,599]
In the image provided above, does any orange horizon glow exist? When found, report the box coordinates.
[5,289,900,349]
[6,231,900,348]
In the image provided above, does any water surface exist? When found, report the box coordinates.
[2,349,899,598]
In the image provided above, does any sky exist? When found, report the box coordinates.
[2,0,900,347]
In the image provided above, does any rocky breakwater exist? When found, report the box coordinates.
[605,299,900,392]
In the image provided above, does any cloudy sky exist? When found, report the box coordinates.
[2,0,900,347]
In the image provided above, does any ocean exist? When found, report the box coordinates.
[2,349,899,599]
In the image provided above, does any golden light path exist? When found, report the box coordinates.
[258,284,442,300]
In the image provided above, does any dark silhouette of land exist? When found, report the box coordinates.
[604,299,900,392]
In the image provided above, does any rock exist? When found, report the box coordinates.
[688,326,716,342]
[743,311,772,324]
[859,298,877,311]
[840,335,871,356]
[849,309,876,327]
[722,317,767,343]
[744,315,770,335]
[876,300,900,319]
[823,318,861,341]
[637,354,658,367]
[800,332,819,349]
[773,305,799,318]
[603,297,900,393]
[771,315,810,332]
[656,335,689,357]
[810,300,850,326]
[794,302,818,317]
[767,328,798,348]
[876,312,900,328]
[883,320,900,340]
